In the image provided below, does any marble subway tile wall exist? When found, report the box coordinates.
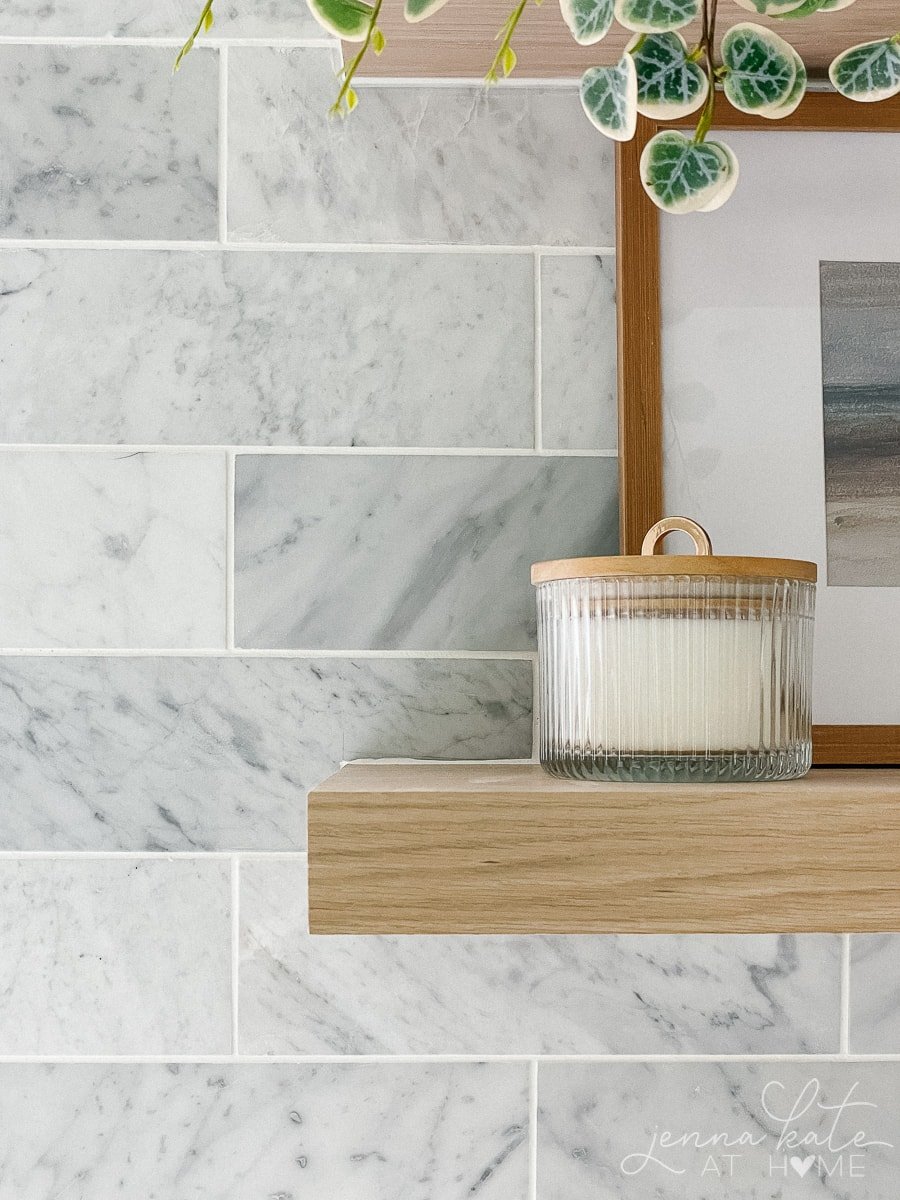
[0,10,870,1200]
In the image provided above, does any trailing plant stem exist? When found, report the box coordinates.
[174,0,215,71]
[486,0,531,84]
[330,0,385,115]
[693,0,718,144]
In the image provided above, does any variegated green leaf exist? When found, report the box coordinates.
[639,129,733,213]
[580,54,638,140]
[559,0,615,45]
[307,0,375,39]
[773,0,826,16]
[830,38,900,101]
[818,0,857,11]
[697,141,739,211]
[731,0,808,16]
[614,0,699,34]
[405,0,450,21]
[759,48,807,117]
[630,31,708,119]
[722,23,797,113]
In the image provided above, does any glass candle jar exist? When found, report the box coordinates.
[532,517,817,783]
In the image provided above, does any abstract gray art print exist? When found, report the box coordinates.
[821,261,900,586]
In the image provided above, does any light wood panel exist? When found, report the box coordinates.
[308,763,900,933]
[352,0,900,78]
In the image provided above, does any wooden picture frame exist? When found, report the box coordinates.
[614,92,900,765]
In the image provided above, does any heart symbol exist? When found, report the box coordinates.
[790,1154,815,1178]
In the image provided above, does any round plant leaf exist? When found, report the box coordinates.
[559,0,615,44]
[731,0,809,16]
[639,129,733,213]
[580,54,638,141]
[405,0,450,22]
[830,38,900,101]
[614,0,699,34]
[721,23,797,113]
[818,0,857,11]
[772,0,826,15]
[307,0,375,39]
[630,31,708,118]
[697,141,740,211]
[758,48,807,117]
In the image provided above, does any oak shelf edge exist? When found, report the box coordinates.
[308,763,900,934]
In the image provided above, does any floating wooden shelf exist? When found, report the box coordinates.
[308,764,900,934]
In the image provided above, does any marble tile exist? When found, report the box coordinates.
[0,46,217,239]
[228,49,615,246]
[0,656,532,851]
[0,0,321,37]
[541,254,617,451]
[538,1061,899,1199]
[0,859,230,1054]
[234,453,618,650]
[240,859,840,1054]
[849,934,900,1052]
[0,1062,527,1200]
[0,452,225,648]
[0,248,534,446]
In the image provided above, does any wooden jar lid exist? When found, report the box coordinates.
[531,516,818,585]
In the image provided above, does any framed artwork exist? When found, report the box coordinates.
[614,94,900,765]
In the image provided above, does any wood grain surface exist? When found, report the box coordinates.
[351,0,900,78]
[308,763,900,933]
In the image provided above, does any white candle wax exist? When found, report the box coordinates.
[583,616,778,754]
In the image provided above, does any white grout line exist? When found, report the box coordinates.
[528,1059,539,1200]
[218,45,229,245]
[0,444,616,457]
[0,850,307,860]
[841,932,852,1055]
[0,647,538,660]
[231,856,241,1055]
[0,35,339,48]
[225,451,236,650]
[0,239,616,256]
[0,1052,897,1065]
[533,250,543,454]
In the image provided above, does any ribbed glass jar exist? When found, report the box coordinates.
[535,573,816,783]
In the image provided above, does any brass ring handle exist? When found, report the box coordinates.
[641,516,712,557]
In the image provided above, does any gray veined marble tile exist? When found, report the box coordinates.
[849,934,900,1052]
[240,858,840,1054]
[228,48,615,246]
[0,859,230,1054]
[541,254,618,450]
[538,1061,899,1199]
[234,453,618,649]
[0,452,225,648]
[0,248,534,446]
[0,46,217,239]
[0,656,532,850]
[0,0,321,37]
[0,1062,528,1200]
